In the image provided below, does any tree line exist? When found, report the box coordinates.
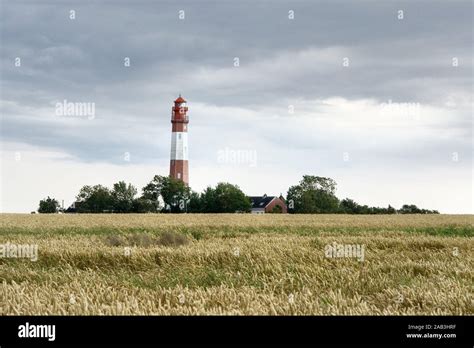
[38,174,439,214]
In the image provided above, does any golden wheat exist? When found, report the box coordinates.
[0,214,472,315]
[1,213,472,230]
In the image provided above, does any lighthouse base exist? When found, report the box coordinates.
[170,160,189,185]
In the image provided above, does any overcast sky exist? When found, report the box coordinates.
[1,0,472,213]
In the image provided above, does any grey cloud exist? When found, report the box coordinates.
[0,0,472,167]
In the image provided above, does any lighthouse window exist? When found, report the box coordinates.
[178,134,181,139]
[177,173,181,179]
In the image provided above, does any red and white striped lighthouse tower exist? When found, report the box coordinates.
[169,95,189,185]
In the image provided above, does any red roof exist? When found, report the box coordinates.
[174,95,186,103]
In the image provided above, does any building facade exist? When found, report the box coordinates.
[250,194,288,214]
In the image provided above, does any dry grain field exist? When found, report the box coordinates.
[0,214,472,315]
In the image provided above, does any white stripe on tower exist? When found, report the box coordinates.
[170,132,188,160]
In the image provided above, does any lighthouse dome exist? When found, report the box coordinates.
[174,95,186,103]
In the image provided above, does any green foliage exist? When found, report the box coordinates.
[399,204,439,214]
[131,198,156,213]
[67,173,440,215]
[142,175,190,213]
[74,181,157,213]
[187,191,202,213]
[338,199,436,215]
[286,175,438,215]
[199,182,251,213]
[339,198,360,213]
[387,205,397,214]
[200,186,218,212]
[76,185,114,213]
[112,181,138,213]
[38,196,59,213]
[287,175,339,213]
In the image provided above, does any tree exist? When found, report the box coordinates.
[38,196,59,213]
[387,205,396,214]
[339,198,360,214]
[131,197,156,213]
[76,185,114,213]
[287,175,339,213]
[112,181,137,213]
[142,175,190,213]
[200,186,218,212]
[398,204,421,214]
[398,204,439,214]
[339,199,397,214]
[200,182,251,213]
[187,191,202,213]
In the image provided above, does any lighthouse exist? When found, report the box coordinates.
[169,95,189,185]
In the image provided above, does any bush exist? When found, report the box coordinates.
[38,197,59,213]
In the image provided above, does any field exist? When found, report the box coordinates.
[0,214,472,315]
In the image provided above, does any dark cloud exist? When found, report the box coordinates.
[0,1,472,177]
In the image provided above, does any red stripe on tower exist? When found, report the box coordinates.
[169,95,189,185]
